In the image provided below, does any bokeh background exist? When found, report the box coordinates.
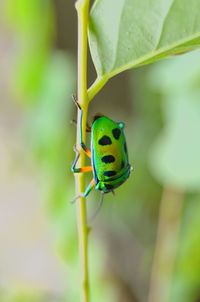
[1,1,200,301]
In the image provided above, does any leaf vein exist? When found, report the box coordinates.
[155,0,176,50]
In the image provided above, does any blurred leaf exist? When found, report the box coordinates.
[149,92,200,190]
[0,289,44,302]
[4,0,54,100]
[149,50,200,95]
[148,51,200,190]
[89,0,200,79]
[5,0,52,34]
[27,51,76,213]
[171,194,200,302]
[25,51,80,300]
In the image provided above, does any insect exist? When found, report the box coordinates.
[71,97,132,201]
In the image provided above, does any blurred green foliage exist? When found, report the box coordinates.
[146,50,200,302]
[149,50,200,190]
[2,1,200,302]
[0,1,118,301]
[4,0,54,100]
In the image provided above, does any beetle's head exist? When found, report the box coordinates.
[93,113,104,123]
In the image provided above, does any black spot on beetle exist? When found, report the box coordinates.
[121,161,125,169]
[104,184,114,190]
[101,155,115,163]
[124,142,127,153]
[104,171,117,177]
[98,135,112,146]
[112,128,121,140]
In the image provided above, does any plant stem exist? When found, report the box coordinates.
[75,0,90,301]
[147,187,184,302]
[87,76,108,102]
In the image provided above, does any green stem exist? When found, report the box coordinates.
[87,75,108,102]
[75,1,90,301]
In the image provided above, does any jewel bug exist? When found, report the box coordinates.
[71,97,132,200]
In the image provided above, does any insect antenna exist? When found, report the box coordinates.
[89,192,105,223]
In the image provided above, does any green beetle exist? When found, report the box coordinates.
[72,97,132,199]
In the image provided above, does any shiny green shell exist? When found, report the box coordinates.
[91,116,131,193]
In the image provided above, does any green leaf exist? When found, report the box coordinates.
[89,0,200,80]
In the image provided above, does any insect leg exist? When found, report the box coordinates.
[71,119,91,132]
[72,95,91,158]
[83,178,96,197]
[71,178,95,203]
[80,142,91,158]
[71,145,92,173]
[73,166,93,173]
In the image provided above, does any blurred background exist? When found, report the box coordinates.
[1,1,200,301]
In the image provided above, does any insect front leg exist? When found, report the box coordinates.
[71,145,92,174]
[71,119,91,133]
[72,95,91,158]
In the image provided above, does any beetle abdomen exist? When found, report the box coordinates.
[91,116,130,186]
